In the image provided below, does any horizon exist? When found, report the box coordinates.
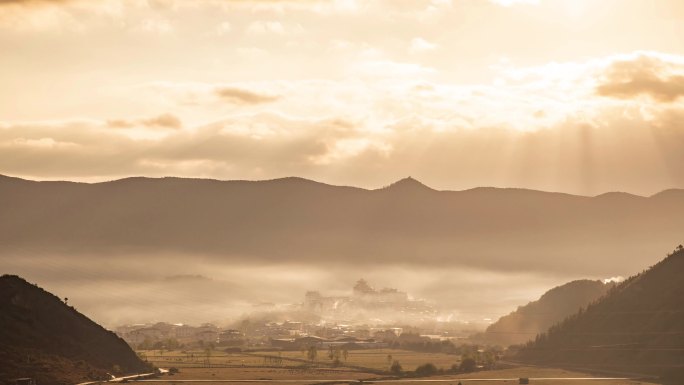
[2,173,682,198]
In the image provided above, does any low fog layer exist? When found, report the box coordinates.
[4,253,583,328]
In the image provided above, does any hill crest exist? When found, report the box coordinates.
[0,275,149,384]
[516,246,684,380]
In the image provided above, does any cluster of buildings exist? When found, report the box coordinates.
[303,279,436,323]
[115,322,244,348]
[116,279,473,351]
[116,319,408,350]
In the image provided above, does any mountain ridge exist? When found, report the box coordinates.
[516,247,684,381]
[0,275,149,384]
[1,175,683,276]
[476,279,614,346]
[1,173,682,197]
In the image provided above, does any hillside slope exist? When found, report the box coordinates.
[1,175,683,275]
[516,247,684,380]
[0,275,149,385]
[478,280,613,346]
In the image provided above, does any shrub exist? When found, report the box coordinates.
[414,363,437,376]
[459,358,477,373]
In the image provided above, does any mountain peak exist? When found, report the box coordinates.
[382,176,435,192]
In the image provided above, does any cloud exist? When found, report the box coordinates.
[135,17,173,34]
[489,0,540,6]
[2,95,684,196]
[141,113,182,129]
[596,54,684,102]
[0,0,73,6]
[2,53,684,195]
[215,87,280,105]
[107,113,182,130]
[602,276,625,284]
[245,20,303,35]
[214,20,231,35]
[246,20,284,34]
[409,37,437,54]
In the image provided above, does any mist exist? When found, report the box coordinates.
[2,251,628,328]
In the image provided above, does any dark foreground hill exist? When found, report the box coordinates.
[477,279,613,346]
[0,275,149,385]
[516,247,684,381]
[1,174,683,275]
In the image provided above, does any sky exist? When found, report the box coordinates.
[1,0,684,195]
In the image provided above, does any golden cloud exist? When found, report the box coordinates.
[215,87,281,105]
[596,55,684,102]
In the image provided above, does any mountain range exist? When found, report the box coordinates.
[1,174,683,276]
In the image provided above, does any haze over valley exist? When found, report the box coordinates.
[2,0,684,384]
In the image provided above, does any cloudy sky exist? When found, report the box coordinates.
[1,0,683,195]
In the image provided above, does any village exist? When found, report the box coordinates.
[115,279,482,352]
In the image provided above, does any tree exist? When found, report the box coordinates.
[204,347,212,368]
[390,360,403,374]
[138,338,153,350]
[459,358,477,373]
[164,338,180,350]
[415,363,437,376]
[307,346,318,362]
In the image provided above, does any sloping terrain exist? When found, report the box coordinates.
[0,275,149,385]
[479,279,613,346]
[517,247,684,381]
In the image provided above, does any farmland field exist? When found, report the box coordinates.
[132,366,661,385]
[138,348,461,372]
[135,349,661,385]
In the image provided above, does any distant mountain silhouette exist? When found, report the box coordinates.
[381,176,435,193]
[476,280,613,346]
[516,247,684,380]
[1,175,683,274]
[0,275,148,384]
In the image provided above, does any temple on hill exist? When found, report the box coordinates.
[303,279,432,321]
